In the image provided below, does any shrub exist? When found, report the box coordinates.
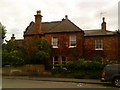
[32,51,51,70]
[2,50,25,66]
[66,59,105,79]
[66,59,85,72]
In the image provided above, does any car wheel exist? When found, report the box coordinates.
[112,78,120,87]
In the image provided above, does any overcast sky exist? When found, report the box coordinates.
[0,0,119,40]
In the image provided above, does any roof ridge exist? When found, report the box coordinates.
[42,21,61,24]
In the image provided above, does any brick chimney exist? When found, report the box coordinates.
[101,17,106,32]
[11,34,15,41]
[34,10,42,34]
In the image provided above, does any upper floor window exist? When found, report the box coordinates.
[52,37,58,48]
[95,39,103,50]
[69,35,76,48]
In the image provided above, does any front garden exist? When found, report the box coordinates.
[51,58,118,79]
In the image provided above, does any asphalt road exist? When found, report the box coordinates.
[2,78,118,88]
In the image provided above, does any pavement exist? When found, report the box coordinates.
[2,76,105,84]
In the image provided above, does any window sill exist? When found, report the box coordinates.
[69,46,76,48]
[95,48,103,50]
[52,46,58,48]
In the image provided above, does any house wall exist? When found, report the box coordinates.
[24,32,120,63]
[84,35,120,62]
[118,35,120,62]
[43,32,84,64]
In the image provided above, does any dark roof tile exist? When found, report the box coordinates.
[24,18,83,35]
[84,29,116,36]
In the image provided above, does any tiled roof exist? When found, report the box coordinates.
[24,21,35,35]
[84,29,116,36]
[41,21,61,33]
[44,19,82,33]
[24,18,83,35]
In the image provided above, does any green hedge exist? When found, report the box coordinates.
[50,59,106,79]
[65,59,105,79]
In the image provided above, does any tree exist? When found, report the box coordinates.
[36,39,52,69]
[37,39,52,54]
[34,51,50,64]
[3,40,17,53]
[0,22,6,40]
[2,50,25,66]
[2,40,25,66]
[20,39,52,68]
[22,39,52,69]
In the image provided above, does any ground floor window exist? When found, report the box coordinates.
[53,56,58,64]
[62,56,66,64]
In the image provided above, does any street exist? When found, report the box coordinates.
[2,78,117,88]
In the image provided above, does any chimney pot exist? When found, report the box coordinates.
[65,15,68,19]
[103,17,105,22]
[37,10,41,15]
[11,34,15,41]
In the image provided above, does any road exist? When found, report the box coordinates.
[2,78,117,88]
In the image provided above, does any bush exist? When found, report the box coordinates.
[66,59,85,72]
[66,59,105,79]
[2,50,25,66]
[32,51,51,70]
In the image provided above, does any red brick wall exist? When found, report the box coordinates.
[84,35,120,62]
[43,32,84,63]
[24,32,120,63]
[118,35,120,62]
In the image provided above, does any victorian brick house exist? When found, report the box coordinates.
[22,10,120,64]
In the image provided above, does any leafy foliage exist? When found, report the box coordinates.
[21,39,52,69]
[2,50,25,66]
[3,40,17,52]
[37,39,52,54]
[2,39,52,68]
[0,22,6,40]
[33,51,50,64]
[66,59,105,79]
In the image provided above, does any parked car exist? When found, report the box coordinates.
[101,64,120,87]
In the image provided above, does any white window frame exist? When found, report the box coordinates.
[53,56,59,64]
[53,56,59,69]
[95,39,103,50]
[69,35,76,48]
[52,36,58,48]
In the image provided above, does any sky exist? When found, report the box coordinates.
[0,0,119,40]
